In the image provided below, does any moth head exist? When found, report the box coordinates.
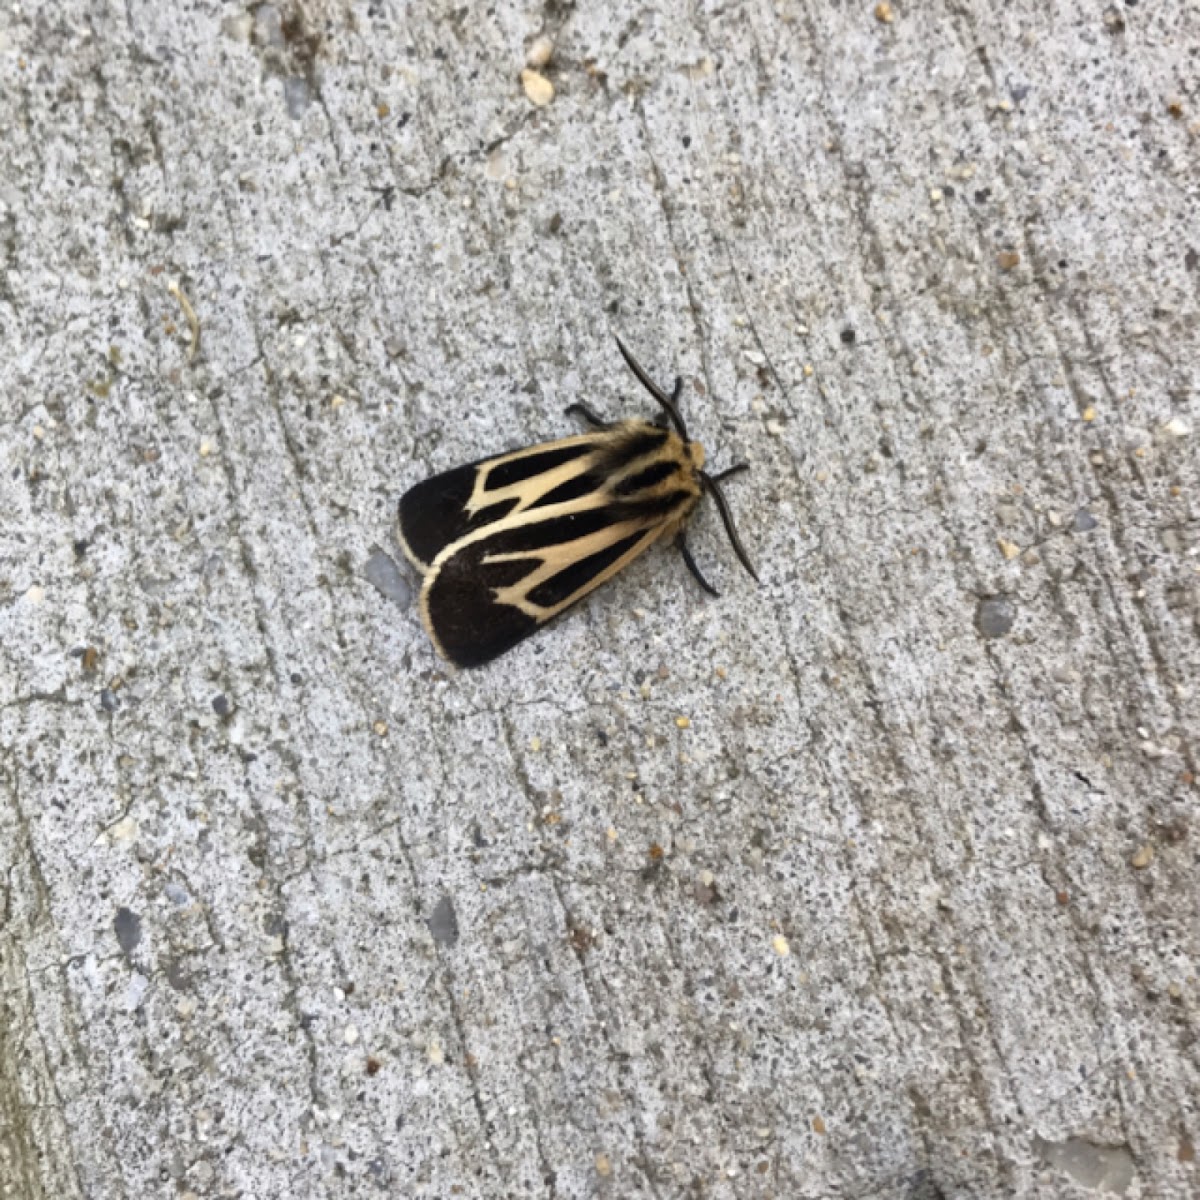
[616,336,757,585]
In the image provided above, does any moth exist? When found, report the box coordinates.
[396,339,757,668]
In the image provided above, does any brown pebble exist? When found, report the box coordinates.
[520,68,554,106]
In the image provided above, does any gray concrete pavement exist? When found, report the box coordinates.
[2,2,1198,1196]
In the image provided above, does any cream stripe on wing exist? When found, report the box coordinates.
[489,521,668,620]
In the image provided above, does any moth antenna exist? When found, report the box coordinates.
[615,337,690,440]
[678,535,719,597]
[709,462,749,484]
[700,470,759,582]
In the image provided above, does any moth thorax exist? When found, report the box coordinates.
[688,440,706,471]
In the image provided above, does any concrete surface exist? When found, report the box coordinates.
[2,1,1198,1197]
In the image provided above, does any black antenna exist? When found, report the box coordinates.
[615,337,690,440]
[701,466,759,582]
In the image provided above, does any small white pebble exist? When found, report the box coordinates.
[222,12,253,41]
[344,1024,359,1045]
[772,935,790,957]
[1161,416,1191,438]
[929,187,944,204]
[526,35,553,69]
[104,816,139,845]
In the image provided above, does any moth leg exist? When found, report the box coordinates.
[709,462,749,484]
[669,375,683,405]
[564,402,613,430]
[678,535,720,597]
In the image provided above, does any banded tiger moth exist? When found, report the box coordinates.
[396,339,756,668]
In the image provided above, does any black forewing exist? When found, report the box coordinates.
[423,524,664,669]
[397,461,513,569]
[485,444,589,488]
[421,537,542,667]
[526,530,647,607]
[397,426,670,571]
[421,495,688,668]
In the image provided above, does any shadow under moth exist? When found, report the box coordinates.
[396,339,756,668]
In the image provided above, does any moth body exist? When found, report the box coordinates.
[396,340,754,668]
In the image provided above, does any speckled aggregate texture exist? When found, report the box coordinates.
[1,1,1198,1197]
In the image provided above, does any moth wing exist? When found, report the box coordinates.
[419,514,666,668]
[397,461,487,571]
[396,438,601,571]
